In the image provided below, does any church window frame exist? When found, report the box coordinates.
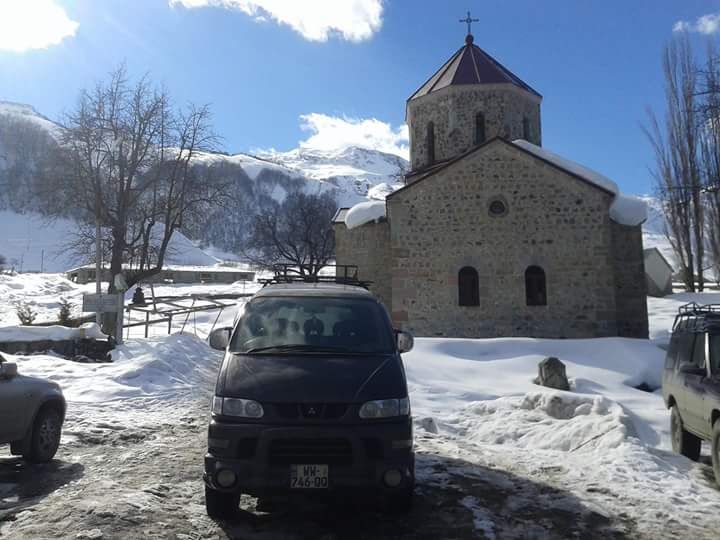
[458,266,480,307]
[525,265,547,306]
[475,112,486,145]
[426,122,436,165]
[488,196,508,218]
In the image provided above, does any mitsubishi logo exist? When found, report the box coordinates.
[301,403,323,418]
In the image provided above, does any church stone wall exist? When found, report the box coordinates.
[611,222,649,338]
[407,85,541,171]
[333,220,393,311]
[387,141,624,339]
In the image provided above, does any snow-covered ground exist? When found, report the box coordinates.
[2,286,720,538]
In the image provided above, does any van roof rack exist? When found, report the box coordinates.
[259,264,372,289]
[673,302,720,332]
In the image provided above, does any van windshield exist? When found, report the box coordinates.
[229,296,395,355]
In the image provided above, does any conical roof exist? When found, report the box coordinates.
[409,34,541,101]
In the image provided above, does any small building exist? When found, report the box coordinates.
[66,265,255,285]
[644,248,674,297]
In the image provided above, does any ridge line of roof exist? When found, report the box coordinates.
[388,138,616,200]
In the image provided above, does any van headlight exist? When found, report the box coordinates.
[359,397,410,419]
[212,396,264,418]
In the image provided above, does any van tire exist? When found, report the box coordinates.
[25,407,62,463]
[383,487,414,514]
[711,421,720,487]
[671,405,701,461]
[205,486,239,519]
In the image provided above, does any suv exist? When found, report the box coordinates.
[204,278,415,518]
[0,353,66,462]
[662,303,720,484]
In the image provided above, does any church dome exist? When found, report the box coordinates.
[408,34,541,101]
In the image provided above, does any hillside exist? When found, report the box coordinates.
[1,99,671,265]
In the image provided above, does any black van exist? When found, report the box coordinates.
[204,279,415,518]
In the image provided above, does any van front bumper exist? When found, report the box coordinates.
[203,418,414,497]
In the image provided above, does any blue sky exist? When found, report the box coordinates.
[1,1,720,195]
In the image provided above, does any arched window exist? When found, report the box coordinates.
[458,266,480,306]
[426,122,436,165]
[475,112,486,145]
[522,117,531,141]
[525,266,547,306]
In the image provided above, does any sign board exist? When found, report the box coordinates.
[82,293,122,313]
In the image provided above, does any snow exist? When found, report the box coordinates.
[4,279,720,534]
[609,193,648,226]
[0,101,62,139]
[343,200,387,229]
[0,210,219,273]
[513,140,647,226]
[0,322,106,343]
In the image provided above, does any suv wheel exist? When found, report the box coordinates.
[205,486,239,519]
[25,407,62,463]
[711,420,720,487]
[671,405,701,461]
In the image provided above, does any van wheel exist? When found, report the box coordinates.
[671,405,701,461]
[711,421,720,487]
[25,408,62,463]
[383,487,414,514]
[205,486,239,519]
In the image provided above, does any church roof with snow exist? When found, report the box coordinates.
[408,34,542,101]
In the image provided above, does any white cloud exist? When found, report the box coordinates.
[296,113,408,158]
[169,0,383,42]
[0,0,78,52]
[673,12,720,34]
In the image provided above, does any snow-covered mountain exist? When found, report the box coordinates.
[0,99,674,265]
[0,100,409,256]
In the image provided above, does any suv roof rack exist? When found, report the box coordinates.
[673,302,720,332]
[259,264,372,289]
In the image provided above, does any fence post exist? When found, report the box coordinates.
[168,314,173,335]
[145,311,149,339]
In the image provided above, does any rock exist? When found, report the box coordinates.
[533,356,570,391]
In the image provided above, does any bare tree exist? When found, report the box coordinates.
[245,191,337,277]
[54,66,226,292]
[0,254,6,272]
[699,42,720,282]
[645,36,705,291]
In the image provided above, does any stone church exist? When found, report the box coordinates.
[333,31,649,339]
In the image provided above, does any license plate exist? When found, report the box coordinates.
[290,464,329,489]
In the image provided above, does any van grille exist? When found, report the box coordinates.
[273,403,348,420]
[268,438,353,466]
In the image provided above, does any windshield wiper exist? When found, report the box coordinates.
[243,344,360,354]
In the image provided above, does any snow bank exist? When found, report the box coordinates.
[0,323,106,343]
[344,200,387,229]
[8,334,220,403]
[512,140,647,226]
[405,336,667,448]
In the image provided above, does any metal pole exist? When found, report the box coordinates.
[95,196,102,325]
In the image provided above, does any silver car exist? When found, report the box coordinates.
[0,353,65,462]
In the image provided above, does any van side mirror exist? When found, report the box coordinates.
[209,327,232,351]
[679,364,706,377]
[0,361,18,380]
[396,330,414,354]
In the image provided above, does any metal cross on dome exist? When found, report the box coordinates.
[459,11,479,35]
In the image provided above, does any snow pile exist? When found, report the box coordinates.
[513,140,647,226]
[8,334,220,403]
[0,323,106,343]
[0,272,89,327]
[367,182,403,200]
[344,200,387,229]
